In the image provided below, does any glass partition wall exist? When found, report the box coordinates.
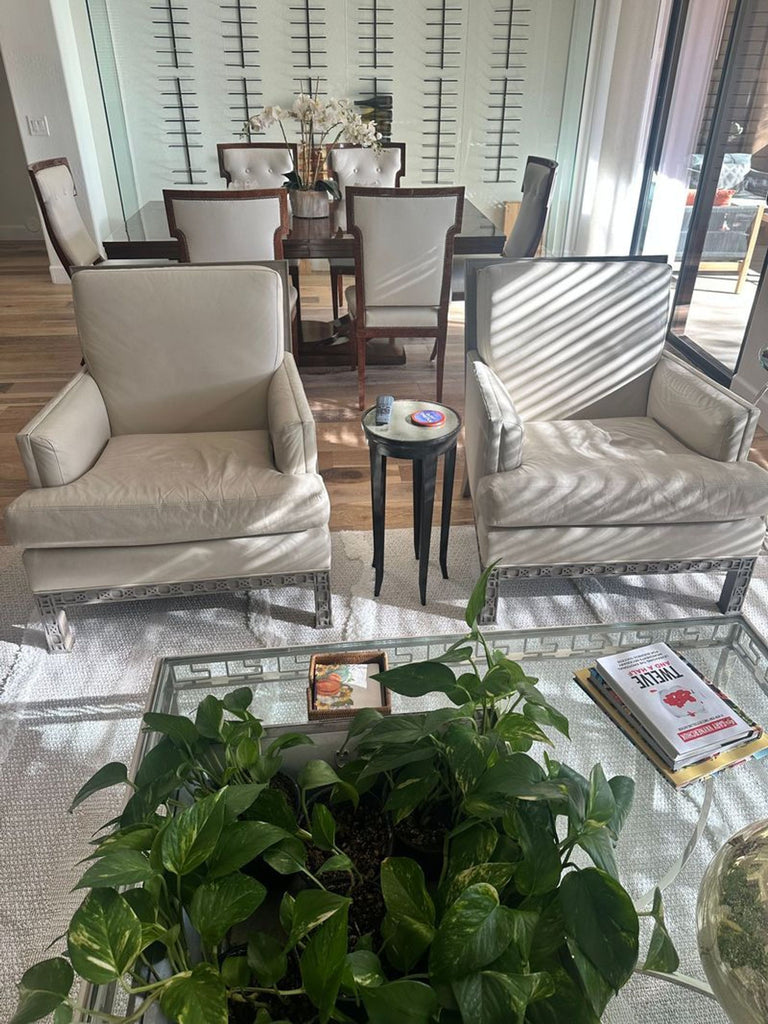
[85,0,595,251]
[635,0,768,380]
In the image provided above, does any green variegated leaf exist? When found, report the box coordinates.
[10,958,73,1024]
[90,825,156,857]
[300,903,349,1023]
[361,979,439,1024]
[374,661,457,698]
[143,712,199,749]
[220,955,250,988]
[206,821,292,878]
[160,963,227,1024]
[430,884,517,982]
[67,889,142,985]
[298,760,358,806]
[576,827,618,879]
[288,890,351,948]
[380,858,436,971]
[310,802,336,850]
[222,687,253,712]
[195,695,224,740]
[69,762,128,813]
[53,1005,73,1024]
[442,863,517,910]
[643,888,680,973]
[559,868,639,990]
[607,776,635,837]
[74,850,155,890]
[189,872,266,948]
[466,562,497,627]
[220,783,266,820]
[586,765,615,825]
[161,791,225,875]
[341,949,386,990]
[262,836,306,874]
[317,852,354,875]
[453,969,554,1024]
[248,932,288,987]
[494,714,551,751]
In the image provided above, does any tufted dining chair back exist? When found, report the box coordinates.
[28,157,102,274]
[328,143,405,231]
[217,142,297,190]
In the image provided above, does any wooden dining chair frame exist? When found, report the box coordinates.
[327,143,407,319]
[216,142,299,186]
[347,185,464,410]
[28,156,104,277]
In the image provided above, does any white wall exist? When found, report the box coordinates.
[0,0,114,281]
[0,48,40,240]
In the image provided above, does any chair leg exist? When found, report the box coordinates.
[357,330,367,410]
[330,267,340,320]
[435,329,447,403]
[429,340,438,362]
[37,594,75,653]
[337,274,345,314]
[313,570,332,627]
[289,264,303,350]
[478,568,500,626]
[717,559,756,614]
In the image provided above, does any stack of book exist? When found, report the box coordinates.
[575,642,768,788]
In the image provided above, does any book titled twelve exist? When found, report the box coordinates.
[595,642,754,766]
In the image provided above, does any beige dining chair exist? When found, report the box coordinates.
[326,143,406,318]
[346,186,464,410]
[163,187,300,353]
[217,142,298,190]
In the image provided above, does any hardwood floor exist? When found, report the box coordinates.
[2,240,767,548]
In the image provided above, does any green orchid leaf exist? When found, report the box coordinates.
[559,868,639,991]
[143,712,199,750]
[262,836,307,875]
[288,889,351,948]
[362,979,440,1024]
[207,820,292,878]
[160,963,228,1024]
[341,949,386,990]
[248,932,288,987]
[69,762,127,813]
[643,888,680,973]
[466,562,497,627]
[222,687,254,712]
[67,889,142,985]
[310,802,336,851]
[300,902,349,1023]
[189,872,266,948]
[10,958,73,1024]
[430,883,518,982]
[607,776,635,837]
[195,695,225,740]
[453,969,554,1024]
[73,850,154,891]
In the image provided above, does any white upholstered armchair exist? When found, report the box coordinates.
[5,264,332,651]
[464,258,768,623]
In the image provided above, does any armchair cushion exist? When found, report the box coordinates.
[648,353,758,461]
[474,417,768,529]
[465,353,523,496]
[5,430,330,548]
[268,353,318,474]
[16,371,110,488]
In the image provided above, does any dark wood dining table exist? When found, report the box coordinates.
[102,198,504,367]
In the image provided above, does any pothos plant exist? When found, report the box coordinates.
[13,568,679,1024]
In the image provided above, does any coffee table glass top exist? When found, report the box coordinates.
[90,615,768,1023]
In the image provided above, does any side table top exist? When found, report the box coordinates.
[362,399,461,445]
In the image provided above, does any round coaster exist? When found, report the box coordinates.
[411,409,446,427]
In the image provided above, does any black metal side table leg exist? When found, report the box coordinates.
[418,454,438,605]
[412,458,423,559]
[440,443,457,579]
[369,444,387,596]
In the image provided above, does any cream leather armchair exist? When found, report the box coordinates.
[5,264,332,651]
[464,257,768,623]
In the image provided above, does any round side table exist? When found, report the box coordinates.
[362,400,462,605]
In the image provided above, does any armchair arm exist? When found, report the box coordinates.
[16,371,110,487]
[267,352,318,475]
[465,351,524,497]
[648,352,759,461]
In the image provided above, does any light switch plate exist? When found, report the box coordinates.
[26,115,50,137]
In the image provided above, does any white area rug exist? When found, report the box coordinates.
[2,528,768,1023]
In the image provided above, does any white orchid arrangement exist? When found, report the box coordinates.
[244,81,381,197]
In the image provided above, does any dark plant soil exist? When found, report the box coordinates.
[228,954,317,1023]
[393,800,453,875]
[307,795,392,942]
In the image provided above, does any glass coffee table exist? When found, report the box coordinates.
[78,614,768,1023]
